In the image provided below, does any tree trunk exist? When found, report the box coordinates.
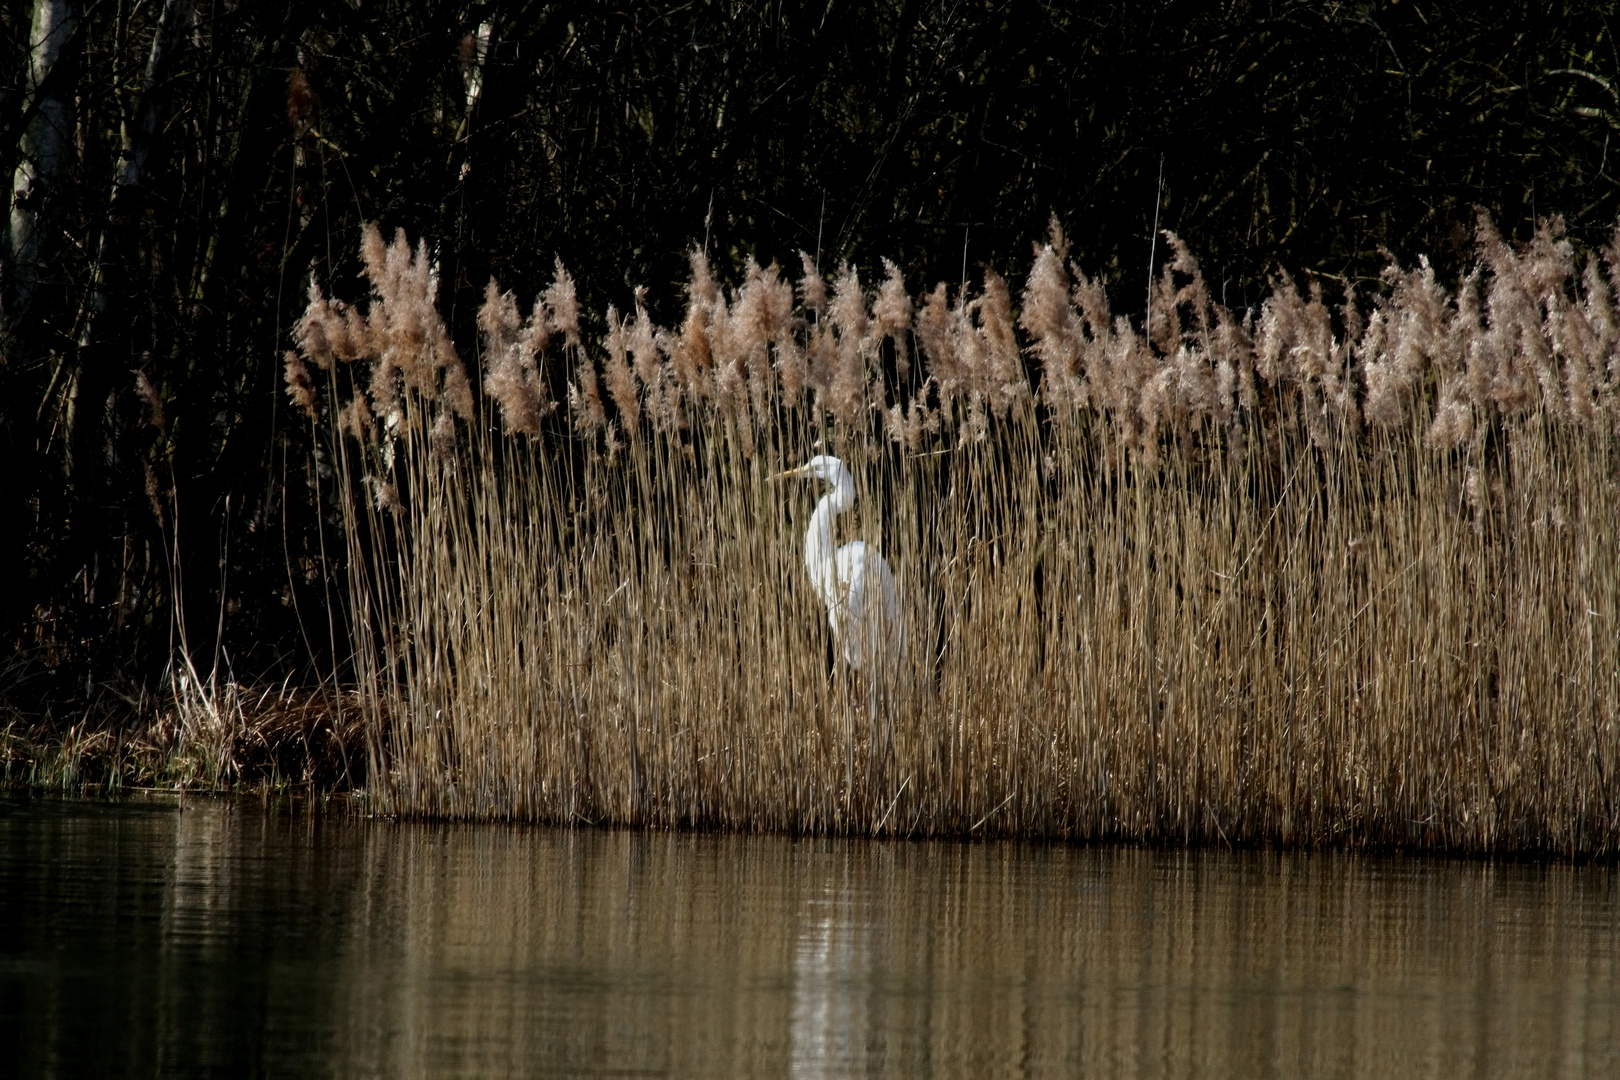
[68,0,196,502]
[3,0,79,334]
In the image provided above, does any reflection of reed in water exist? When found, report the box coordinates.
[5,807,1617,1077]
[790,888,869,1078]
[314,827,1619,1078]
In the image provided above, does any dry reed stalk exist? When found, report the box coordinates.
[292,216,1620,854]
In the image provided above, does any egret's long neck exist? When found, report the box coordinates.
[803,473,855,593]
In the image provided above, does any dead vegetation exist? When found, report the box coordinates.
[288,214,1619,853]
[2,681,369,793]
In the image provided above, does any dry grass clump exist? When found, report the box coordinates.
[143,667,368,790]
[1,678,369,792]
[293,215,1620,854]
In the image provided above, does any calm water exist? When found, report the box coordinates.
[1,797,1617,1078]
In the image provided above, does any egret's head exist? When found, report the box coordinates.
[771,454,848,485]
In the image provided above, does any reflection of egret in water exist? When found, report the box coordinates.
[789,885,870,1078]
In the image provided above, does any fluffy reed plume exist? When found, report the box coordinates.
[283,351,317,418]
[798,250,828,317]
[627,289,672,426]
[600,304,641,425]
[870,258,913,377]
[974,268,1027,418]
[914,283,964,398]
[543,259,582,351]
[1021,221,1086,411]
[569,350,607,433]
[825,263,871,422]
[293,212,1620,854]
[671,249,717,392]
[338,394,374,444]
[478,281,554,436]
[734,260,794,418]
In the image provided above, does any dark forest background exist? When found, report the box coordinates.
[3,0,1618,724]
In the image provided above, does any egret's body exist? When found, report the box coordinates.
[776,455,903,673]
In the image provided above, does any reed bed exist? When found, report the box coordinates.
[288,214,1620,853]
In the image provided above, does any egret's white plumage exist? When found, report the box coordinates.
[774,455,904,672]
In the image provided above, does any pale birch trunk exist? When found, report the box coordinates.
[3,0,79,330]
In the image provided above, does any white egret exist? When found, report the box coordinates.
[772,455,904,673]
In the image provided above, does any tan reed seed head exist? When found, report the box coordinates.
[1212,304,1254,416]
[1577,255,1618,396]
[688,247,720,306]
[673,250,717,392]
[544,259,582,352]
[1360,306,1406,430]
[1254,275,1294,385]
[429,410,457,459]
[883,401,907,445]
[476,278,521,343]
[359,223,388,285]
[369,476,401,516]
[798,251,828,318]
[333,301,368,364]
[1092,305,1156,444]
[479,280,552,435]
[570,350,607,433]
[369,353,402,420]
[348,226,474,422]
[707,289,756,425]
[915,282,961,400]
[904,382,937,449]
[1071,269,1117,410]
[294,282,338,370]
[376,236,431,391]
[803,319,837,399]
[629,289,660,385]
[142,460,165,528]
[1475,212,1546,415]
[1168,343,1215,426]
[734,260,793,350]
[1448,268,1489,415]
[626,289,680,429]
[735,262,790,418]
[1600,228,1620,400]
[870,258,914,378]
[283,351,318,419]
[1164,233,1212,339]
[601,303,641,426]
[1020,223,1085,411]
[1546,251,1620,426]
[1146,255,1183,358]
[827,264,868,421]
[1324,281,1361,432]
[338,393,375,444]
[976,267,1026,418]
[440,352,475,420]
[775,332,808,406]
[828,263,868,343]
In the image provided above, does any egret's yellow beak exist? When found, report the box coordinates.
[769,465,806,483]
